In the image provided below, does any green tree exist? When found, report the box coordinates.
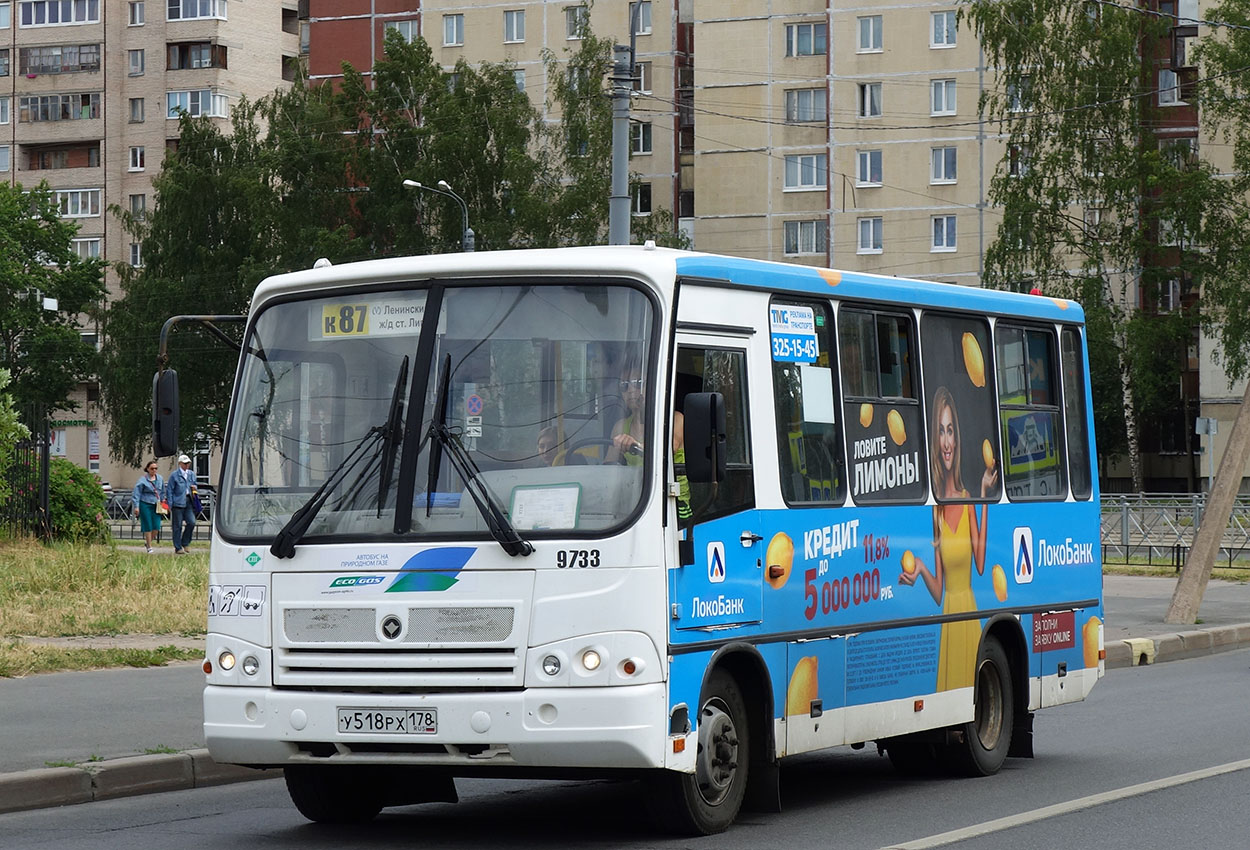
[964,0,1229,490]
[0,182,106,412]
[0,370,31,509]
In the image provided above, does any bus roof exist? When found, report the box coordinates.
[252,246,1084,325]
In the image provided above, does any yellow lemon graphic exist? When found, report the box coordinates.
[991,564,1008,602]
[962,332,986,388]
[859,402,873,428]
[887,409,906,446]
[901,549,916,576]
[786,656,819,716]
[1082,616,1102,668]
[982,438,996,469]
[766,532,795,590]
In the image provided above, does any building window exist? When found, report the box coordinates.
[632,182,652,215]
[168,42,226,70]
[167,0,226,20]
[1008,144,1030,177]
[71,237,100,259]
[18,93,100,121]
[386,19,417,44]
[167,89,227,118]
[0,49,8,76]
[931,146,957,183]
[1007,76,1031,112]
[504,9,524,42]
[129,48,144,75]
[1083,205,1102,236]
[129,193,146,219]
[129,1,143,25]
[857,15,882,52]
[513,69,525,92]
[19,0,100,26]
[633,61,651,93]
[565,5,587,39]
[629,121,653,154]
[130,242,143,267]
[857,217,883,253]
[786,22,826,57]
[785,88,825,123]
[129,97,144,122]
[784,153,827,190]
[858,82,882,117]
[857,149,882,186]
[129,146,145,171]
[783,220,827,255]
[931,79,956,115]
[56,188,101,217]
[932,10,956,47]
[0,96,7,124]
[0,145,8,172]
[932,215,957,251]
[1158,68,1182,105]
[20,43,100,74]
[0,2,8,27]
[633,1,651,35]
[443,14,463,46]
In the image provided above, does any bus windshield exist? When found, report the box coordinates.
[218,282,656,543]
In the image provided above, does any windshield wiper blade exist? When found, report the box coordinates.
[425,355,532,557]
[376,355,409,518]
[270,358,409,560]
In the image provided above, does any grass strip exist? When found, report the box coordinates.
[0,640,203,678]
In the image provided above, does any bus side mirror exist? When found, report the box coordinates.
[153,369,180,458]
[683,392,726,483]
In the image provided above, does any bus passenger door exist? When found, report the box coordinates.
[671,339,763,629]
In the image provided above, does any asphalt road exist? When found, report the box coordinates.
[4,648,1248,850]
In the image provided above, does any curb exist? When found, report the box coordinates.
[1104,624,1250,669]
[0,749,280,815]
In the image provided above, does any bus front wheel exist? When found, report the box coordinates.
[285,765,384,824]
[948,635,1014,777]
[646,670,751,835]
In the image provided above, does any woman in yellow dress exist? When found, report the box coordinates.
[900,386,997,691]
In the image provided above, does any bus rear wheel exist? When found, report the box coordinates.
[646,670,750,835]
[947,636,1014,777]
[285,765,384,824]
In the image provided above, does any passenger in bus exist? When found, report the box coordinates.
[536,426,586,466]
[899,386,998,691]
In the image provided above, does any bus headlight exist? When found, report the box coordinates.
[542,655,562,676]
[581,649,602,671]
[241,655,260,676]
[218,650,236,671]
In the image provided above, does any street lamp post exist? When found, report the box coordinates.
[402,178,475,252]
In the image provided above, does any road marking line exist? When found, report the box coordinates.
[879,757,1250,850]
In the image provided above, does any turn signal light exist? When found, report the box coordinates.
[673,738,685,754]
[202,659,212,674]
[913,699,924,713]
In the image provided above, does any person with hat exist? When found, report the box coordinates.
[167,454,198,554]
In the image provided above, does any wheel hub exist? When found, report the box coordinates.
[695,699,739,806]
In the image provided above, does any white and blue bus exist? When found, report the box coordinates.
[191,246,1102,834]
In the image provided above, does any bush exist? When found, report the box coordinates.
[47,458,108,543]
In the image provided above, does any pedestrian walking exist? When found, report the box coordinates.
[167,454,197,554]
[132,460,165,554]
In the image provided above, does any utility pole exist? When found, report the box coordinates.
[1166,379,1250,623]
[608,43,632,246]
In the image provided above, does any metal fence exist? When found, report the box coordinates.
[106,490,216,545]
[0,406,49,540]
[1101,493,1250,569]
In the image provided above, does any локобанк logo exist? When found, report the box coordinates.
[707,541,726,584]
[1012,526,1034,584]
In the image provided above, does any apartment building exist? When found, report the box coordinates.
[1,0,300,489]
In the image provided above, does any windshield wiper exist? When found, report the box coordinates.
[270,358,410,559]
[425,354,533,557]
[376,355,409,517]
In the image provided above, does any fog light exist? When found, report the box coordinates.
[542,655,561,676]
[218,650,236,671]
[581,649,601,671]
[242,655,259,676]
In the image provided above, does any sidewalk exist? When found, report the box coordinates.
[1,574,1248,815]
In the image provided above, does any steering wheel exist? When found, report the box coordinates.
[562,438,619,466]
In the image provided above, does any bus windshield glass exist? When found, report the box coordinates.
[218,282,656,542]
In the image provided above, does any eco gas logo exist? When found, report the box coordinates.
[329,575,385,588]
[1013,527,1034,584]
[707,541,726,584]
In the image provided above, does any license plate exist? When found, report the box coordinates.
[337,708,437,735]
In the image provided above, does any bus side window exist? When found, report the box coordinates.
[678,346,754,521]
[1061,327,1092,500]
[995,325,1065,501]
[838,307,926,504]
[770,299,845,505]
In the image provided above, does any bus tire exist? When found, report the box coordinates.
[284,765,384,824]
[646,670,750,835]
[948,636,1014,777]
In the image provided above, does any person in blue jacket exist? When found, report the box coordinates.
[131,460,164,554]
[166,453,197,554]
